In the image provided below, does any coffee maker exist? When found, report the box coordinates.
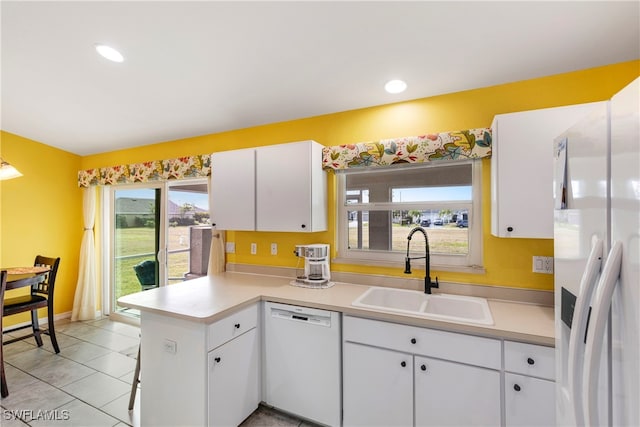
[293,244,332,288]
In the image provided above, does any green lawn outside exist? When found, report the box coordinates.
[114,226,191,310]
[349,222,469,254]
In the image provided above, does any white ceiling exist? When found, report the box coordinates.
[2,1,638,156]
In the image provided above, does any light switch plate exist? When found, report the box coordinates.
[270,243,277,255]
[225,242,235,253]
[250,243,257,255]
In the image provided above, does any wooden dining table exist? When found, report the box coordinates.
[4,266,50,291]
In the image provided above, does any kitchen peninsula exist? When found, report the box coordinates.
[119,272,555,426]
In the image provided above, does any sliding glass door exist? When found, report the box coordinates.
[107,179,210,319]
[166,180,210,284]
[111,184,163,317]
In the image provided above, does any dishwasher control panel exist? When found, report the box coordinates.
[270,306,332,327]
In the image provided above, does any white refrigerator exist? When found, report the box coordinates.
[554,77,639,427]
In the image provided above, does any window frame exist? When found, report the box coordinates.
[334,161,484,273]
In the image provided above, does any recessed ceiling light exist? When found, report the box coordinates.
[385,79,407,94]
[95,44,124,63]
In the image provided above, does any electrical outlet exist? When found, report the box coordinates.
[225,242,235,254]
[163,339,177,354]
[270,243,278,255]
[250,243,257,255]
[533,256,554,274]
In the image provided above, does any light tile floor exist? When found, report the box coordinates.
[1,317,316,427]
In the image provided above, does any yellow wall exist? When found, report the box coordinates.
[0,131,83,326]
[2,61,636,327]
[82,60,639,291]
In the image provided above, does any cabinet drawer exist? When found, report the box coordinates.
[343,316,501,370]
[208,304,258,351]
[504,341,555,380]
[504,372,555,426]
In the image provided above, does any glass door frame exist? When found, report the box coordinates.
[165,178,210,285]
[101,177,211,321]
[102,182,167,322]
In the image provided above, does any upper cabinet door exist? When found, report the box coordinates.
[491,102,604,238]
[256,141,327,232]
[210,148,256,230]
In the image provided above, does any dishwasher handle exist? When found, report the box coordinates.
[270,307,332,327]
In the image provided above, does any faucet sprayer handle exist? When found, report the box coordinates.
[404,258,412,274]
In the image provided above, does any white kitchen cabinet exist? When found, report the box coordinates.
[505,372,556,426]
[208,328,260,427]
[490,102,604,238]
[256,140,327,232]
[504,341,555,426]
[343,342,413,427]
[210,140,327,232]
[343,316,502,427]
[139,304,260,427]
[504,340,555,380]
[210,147,255,231]
[415,355,501,426]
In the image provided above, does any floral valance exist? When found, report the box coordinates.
[322,128,491,171]
[78,154,211,188]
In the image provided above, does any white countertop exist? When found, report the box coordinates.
[118,271,555,346]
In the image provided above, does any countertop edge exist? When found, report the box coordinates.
[118,273,555,347]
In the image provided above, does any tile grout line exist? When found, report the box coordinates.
[3,319,140,426]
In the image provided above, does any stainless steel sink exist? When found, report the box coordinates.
[352,286,494,325]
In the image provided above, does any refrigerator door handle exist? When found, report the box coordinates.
[568,237,604,426]
[583,241,623,427]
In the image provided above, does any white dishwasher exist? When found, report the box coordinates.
[264,302,341,426]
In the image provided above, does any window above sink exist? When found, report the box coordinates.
[335,161,483,272]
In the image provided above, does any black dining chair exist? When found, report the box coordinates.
[1,270,8,397]
[3,256,61,353]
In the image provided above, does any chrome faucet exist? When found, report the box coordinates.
[404,226,439,294]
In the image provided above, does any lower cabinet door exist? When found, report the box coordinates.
[208,328,260,427]
[343,342,413,427]
[504,372,555,426]
[415,356,501,427]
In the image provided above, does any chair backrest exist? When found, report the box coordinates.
[1,269,6,327]
[32,256,60,297]
[0,270,6,312]
[133,259,156,286]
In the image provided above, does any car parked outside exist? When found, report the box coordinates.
[420,219,431,227]
[433,218,444,226]
[457,219,469,228]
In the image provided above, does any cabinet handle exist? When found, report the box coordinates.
[400,361,407,367]
[410,338,417,344]
[420,364,427,372]
[527,357,535,365]
[514,384,521,392]
[301,224,306,229]
[234,323,241,329]
[214,357,221,363]
[212,223,216,227]
[507,226,514,232]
